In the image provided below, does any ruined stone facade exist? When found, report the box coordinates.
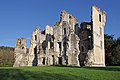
[14,6,106,67]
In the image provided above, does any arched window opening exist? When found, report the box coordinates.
[35,35,37,41]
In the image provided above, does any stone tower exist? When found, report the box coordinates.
[91,6,106,66]
[14,38,27,67]
[79,6,106,67]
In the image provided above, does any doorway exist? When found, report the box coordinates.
[58,57,62,65]
[42,58,45,65]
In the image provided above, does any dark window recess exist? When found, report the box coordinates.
[58,42,61,51]
[32,46,38,66]
[64,28,66,35]
[41,30,45,34]
[35,35,37,41]
[69,15,72,18]
[22,47,24,49]
[75,24,78,34]
[52,55,55,65]
[81,46,84,51]
[99,14,101,22]
[42,58,45,65]
[88,45,90,50]
[58,57,62,65]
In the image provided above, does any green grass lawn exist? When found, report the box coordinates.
[0,66,120,80]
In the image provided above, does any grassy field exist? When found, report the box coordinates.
[0,66,120,80]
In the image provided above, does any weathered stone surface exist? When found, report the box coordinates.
[79,6,106,67]
[13,38,27,67]
[13,6,106,67]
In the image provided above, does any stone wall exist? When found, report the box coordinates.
[13,6,106,67]
[13,38,27,67]
[91,6,106,66]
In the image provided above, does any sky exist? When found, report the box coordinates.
[0,0,120,47]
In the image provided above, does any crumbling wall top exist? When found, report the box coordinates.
[16,38,26,47]
[61,10,78,23]
[92,6,106,15]
[34,26,40,32]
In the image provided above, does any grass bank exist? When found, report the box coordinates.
[0,66,120,80]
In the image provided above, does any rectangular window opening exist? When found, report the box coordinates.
[99,14,101,22]
[64,28,66,35]
[35,35,37,41]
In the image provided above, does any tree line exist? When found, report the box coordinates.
[0,46,15,66]
[105,34,120,66]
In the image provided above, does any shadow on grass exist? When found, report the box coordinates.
[0,68,26,80]
[51,65,120,72]
[0,68,89,80]
[84,66,120,72]
[50,65,81,68]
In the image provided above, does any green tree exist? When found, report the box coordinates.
[0,46,15,66]
[111,38,120,65]
[104,34,115,65]
[105,34,120,66]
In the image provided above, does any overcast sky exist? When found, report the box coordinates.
[0,0,120,47]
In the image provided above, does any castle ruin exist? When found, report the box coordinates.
[14,6,106,67]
